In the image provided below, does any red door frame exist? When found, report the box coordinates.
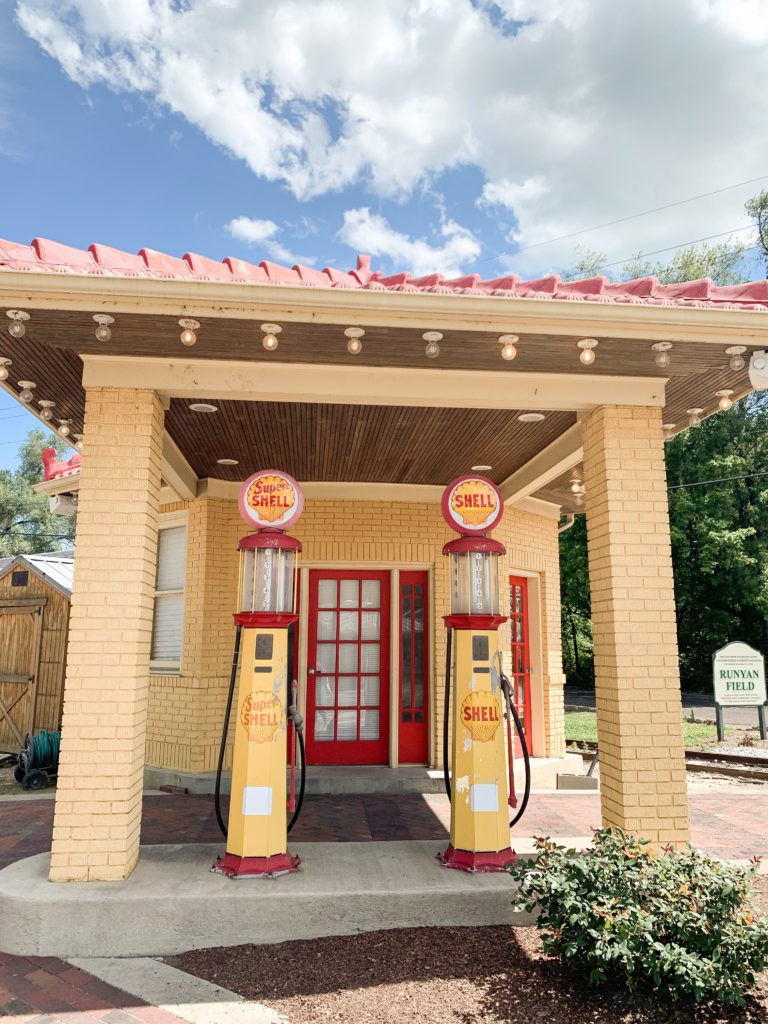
[305,569,390,765]
[398,571,429,764]
[508,575,532,758]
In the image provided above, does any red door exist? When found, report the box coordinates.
[398,572,429,764]
[508,576,532,758]
[306,570,390,765]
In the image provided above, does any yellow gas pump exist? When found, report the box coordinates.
[438,475,515,872]
[213,470,304,879]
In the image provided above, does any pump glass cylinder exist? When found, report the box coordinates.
[240,546,296,613]
[449,550,500,616]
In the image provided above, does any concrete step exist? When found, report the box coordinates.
[0,841,541,957]
[145,754,583,796]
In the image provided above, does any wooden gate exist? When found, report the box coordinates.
[0,599,45,753]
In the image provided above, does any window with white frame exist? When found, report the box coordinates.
[150,516,187,672]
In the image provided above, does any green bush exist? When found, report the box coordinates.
[509,828,768,1006]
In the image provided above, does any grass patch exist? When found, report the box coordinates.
[565,711,730,749]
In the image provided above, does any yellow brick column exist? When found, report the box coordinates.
[582,405,690,846]
[49,388,164,881]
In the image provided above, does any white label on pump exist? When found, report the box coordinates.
[242,786,273,816]
[470,783,499,813]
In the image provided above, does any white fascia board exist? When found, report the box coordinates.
[161,431,198,501]
[511,495,563,520]
[82,355,665,412]
[3,269,768,344]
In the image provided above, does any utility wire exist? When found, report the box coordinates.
[504,173,768,255]
[600,229,757,271]
[668,469,768,492]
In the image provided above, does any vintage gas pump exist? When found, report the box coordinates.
[213,470,305,879]
[438,474,528,872]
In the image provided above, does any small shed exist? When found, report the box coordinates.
[0,551,73,753]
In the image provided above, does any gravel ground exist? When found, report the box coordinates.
[168,877,768,1024]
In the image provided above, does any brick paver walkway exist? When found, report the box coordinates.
[0,952,188,1023]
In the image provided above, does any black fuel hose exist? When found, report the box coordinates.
[500,670,531,828]
[443,627,453,800]
[215,625,242,838]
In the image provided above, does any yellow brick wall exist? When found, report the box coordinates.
[582,405,690,846]
[145,495,566,772]
[50,388,164,881]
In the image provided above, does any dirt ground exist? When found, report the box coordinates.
[169,878,768,1024]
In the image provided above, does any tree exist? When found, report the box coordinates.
[0,429,77,556]
[745,189,768,274]
[560,213,763,691]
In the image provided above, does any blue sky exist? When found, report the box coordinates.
[1,0,768,469]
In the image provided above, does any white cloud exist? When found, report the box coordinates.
[14,0,768,275]
[225,216,301,265]
[339,208,481,278]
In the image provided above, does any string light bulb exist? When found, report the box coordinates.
[423,331,442,359]
[577,338,598,365]
[687,408,703,428]
[344,327,364,354]
[0,357,11,381]
[74,434,84,451]
[17,380,35,403]
[93,314,114,342]
[260,323,282,351]
[178,318,200,347]
[499,334,518,361]
[652,342,672,368]
[58,419,71,438]
[716,389,734,411]
[725,345,746,371]
[38,399,55,421]
[6,310,29,338]
[570,478,583,494]
[663,423,676,442]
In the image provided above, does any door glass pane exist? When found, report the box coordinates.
[515,588,523,613]
[318,580,337,608]
[339,611,359,640]
[337,710,357,741]
[515,618,523,643]
[401,593,412,707]
[337,677,358,706]
[317,611,337,641]
[360,644,380,673]
[360,710,379,740]
[413,595,424,707]
[361,611,380,641]
[316,643,336,673]
[340,580,359,608]
[361,580,380,608]
[314,710,335,741]
[361,675,380,706]
[315,676,335,707]
[339,645,358,673]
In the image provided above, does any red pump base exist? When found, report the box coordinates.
[437,844,516,873]
[212,851,301,879]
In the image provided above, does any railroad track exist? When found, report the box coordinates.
[567,742,768,781]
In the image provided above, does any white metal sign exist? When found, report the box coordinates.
[713,641,766,706]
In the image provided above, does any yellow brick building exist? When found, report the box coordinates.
[1,238,766,880]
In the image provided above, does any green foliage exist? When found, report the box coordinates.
[564,711,727,748]
[0,429,76,556]
[509,829,768,1006]
[559,515,593,687]
[745,189,768,274]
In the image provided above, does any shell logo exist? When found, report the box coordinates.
[441,475,503,535]
[247,475,296,523]
[461,690,501,742]
[240,691,283,742]
[451,479,498,527]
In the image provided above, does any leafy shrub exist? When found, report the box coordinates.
[509,828,768,1006]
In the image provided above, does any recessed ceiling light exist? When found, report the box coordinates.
[216,458,239,465]
[189,402,218,413]
[518,412,545,423]
[471,464,492,472]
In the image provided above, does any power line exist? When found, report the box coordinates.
[503,173,768,255]
[668,469,768,492]
[600,228,757,271]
